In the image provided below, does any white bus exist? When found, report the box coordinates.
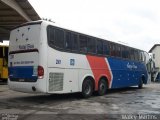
[8,20,148,98]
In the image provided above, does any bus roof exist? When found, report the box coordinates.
[12,20,145,52]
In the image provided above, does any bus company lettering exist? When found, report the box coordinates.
[127,63,137,69]
[14,61,34,65]
[19,44,34,50]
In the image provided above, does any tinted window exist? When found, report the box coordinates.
[71,33,78,51]
[96,40,103,54]
[116,45,121,57]
[143,52,146,62]
[65,31,79,51]
[122,46,129,59]
[110,43,116,56]
[79,35,87,53]
[134,50,138,61]
[47,26,64,49]
[137,50,141,61]
[54,28,64,48]
[127,48,130,59]
[121,46,125,58]
[47,26,55,47]
[103,41,110,55]
[87,37,96,53]
[126,47,130,59]
[140,52,144,61]
[65,31,72,50]
[130,49,135,60]
[47,26,143,60]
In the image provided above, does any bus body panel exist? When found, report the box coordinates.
[8,23,47,93]
[47,68,80,93]
[107,57,148,88]
[86,55,148,89]
[9,52,38,80]
[86,55,113,89]
[47,47,93,93]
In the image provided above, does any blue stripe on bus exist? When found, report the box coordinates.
[9,66,37,80]
[107,57,148,88]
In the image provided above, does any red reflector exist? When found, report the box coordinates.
[38,66,44,78]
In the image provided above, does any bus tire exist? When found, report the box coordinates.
[82,78,93,98]
[138,78,143,89]
[98,78,107,96]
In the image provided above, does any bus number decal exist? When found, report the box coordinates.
[56,59,61,64]
[70,59,75,66]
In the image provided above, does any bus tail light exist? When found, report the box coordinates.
[38,66,44,79]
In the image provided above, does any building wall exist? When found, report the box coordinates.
[152,46,160,68]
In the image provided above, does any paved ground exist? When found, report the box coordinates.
[0,82,160,120]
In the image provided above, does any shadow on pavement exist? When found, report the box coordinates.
[7,86,146,105]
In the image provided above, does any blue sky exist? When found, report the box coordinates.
[29,0,160,52]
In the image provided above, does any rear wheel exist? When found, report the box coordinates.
[98,79,107,96]
[138,78,143,89]
[82,78,93,98]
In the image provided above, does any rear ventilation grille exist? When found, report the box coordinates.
[49,72,64,91]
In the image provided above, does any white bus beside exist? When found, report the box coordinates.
[8,20,148,98]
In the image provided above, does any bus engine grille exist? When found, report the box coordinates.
[49,73,64,91]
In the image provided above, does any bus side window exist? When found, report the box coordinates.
[79,35,87,53]
[47,26,55,47]
[110,43,116,56]
[71,33,78,52]
[87,37,96,54]
[134,50,139,61]
[116,45,121,57]
[65,31,72,50]
[138,51,141,61]
[55,28,64,49]
[130,49,135,60]
[103,41,110,56]
[122,46,129,59]
[141,52,145,62]
[126,47,130,59]
[96,39,103,55]
[121,46,125,58]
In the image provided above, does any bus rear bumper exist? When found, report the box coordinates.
[8,79,46,93]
